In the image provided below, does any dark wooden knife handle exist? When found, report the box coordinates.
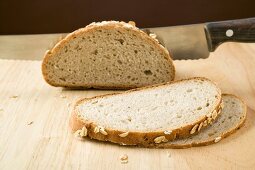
[204,17,255,52]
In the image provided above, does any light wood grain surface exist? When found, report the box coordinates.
[0,34,255,170]
[0,34,64,60]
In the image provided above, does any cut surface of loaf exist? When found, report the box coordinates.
[42,21,175,89]
[70,77,222,146]
[154,94,246,148]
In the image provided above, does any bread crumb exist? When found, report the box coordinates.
[10,95,19,99]
[27,121,33,125]
[120,154,128,164]
[167,151,171,157]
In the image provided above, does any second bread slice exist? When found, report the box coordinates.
[70,77,222,146]
[154,94,246,148]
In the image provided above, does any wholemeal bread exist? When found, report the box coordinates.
[70,77,222,146]
[42,21,175,89]
[154,94,246,148]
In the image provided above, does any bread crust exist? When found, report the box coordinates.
[69,77,222,147]
[42,21,175,89]
[151,94,247,149]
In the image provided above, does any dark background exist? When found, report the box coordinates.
[0,0,254,34]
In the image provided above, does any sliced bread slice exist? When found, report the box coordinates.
[70,77,222,146]
[154,94,246,148]
[42,21,175,89]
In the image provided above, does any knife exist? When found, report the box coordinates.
[146,17,255,60]
[1,18,254,60]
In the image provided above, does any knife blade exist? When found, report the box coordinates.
[145,24,209,60]
[146,17,255,60]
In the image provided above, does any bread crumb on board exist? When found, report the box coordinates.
[10,95,19,99]
[120,154,128,164]
[27,121,33,125]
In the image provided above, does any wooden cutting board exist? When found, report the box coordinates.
[0,41,255,170]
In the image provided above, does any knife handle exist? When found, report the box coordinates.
[204,17,255,52]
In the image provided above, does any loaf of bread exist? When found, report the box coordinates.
[42,21,175,89]
[70,77,222,146]
[154,94,246,148]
